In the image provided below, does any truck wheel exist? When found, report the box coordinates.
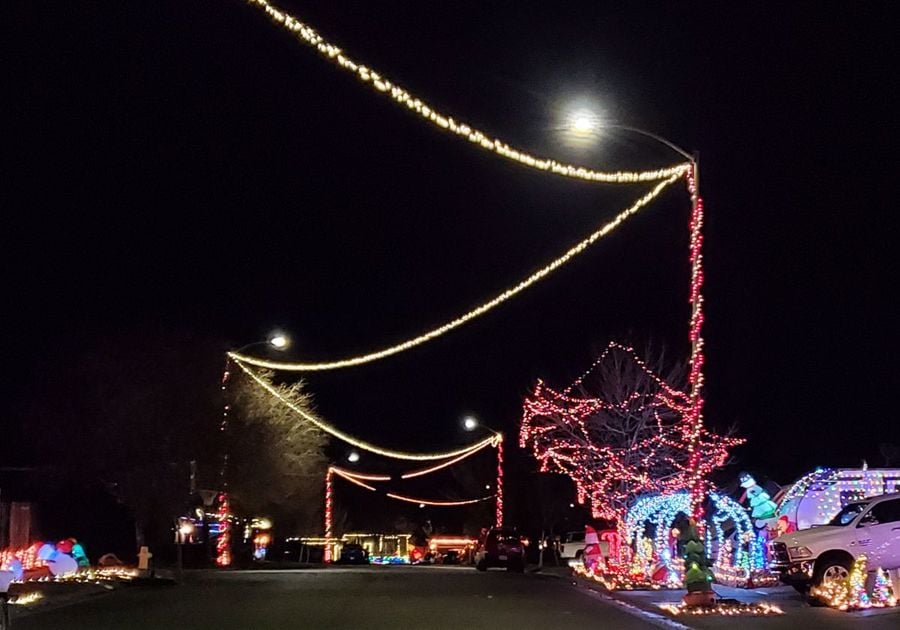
[811,554,852,591]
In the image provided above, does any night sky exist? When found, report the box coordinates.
[5,0,898,490]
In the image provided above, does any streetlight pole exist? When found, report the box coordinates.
[215,332,292,567]
[462,416,504,528]
[603,124,707,518]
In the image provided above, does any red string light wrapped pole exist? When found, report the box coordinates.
[215,359,232,567]
[324,467,334,563]
[683,158,708,521]
[495,435,504,528]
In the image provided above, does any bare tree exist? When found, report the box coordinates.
[227,370,328,535]
[520,342,740,525]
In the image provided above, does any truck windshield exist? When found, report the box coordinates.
[828,501,869,526]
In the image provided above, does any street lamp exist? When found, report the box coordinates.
[347,451,360,463]
[268,333,289,349]
[233,331,292,354]
[559,102,695,165]
[460,415,505,528]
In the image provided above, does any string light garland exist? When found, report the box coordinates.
[325,436,502,548]
[658,602,783,617]
[385,492,495,507]
[329,466,494,506]
[229,175,680,372]
[400,435,500,479]
[232,358,496,460]
[330,467,391,483]
[246,0,689,185]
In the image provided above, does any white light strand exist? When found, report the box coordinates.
[331,467,495,506]
[384,492,495,507]
[230,174,681,372]
[232,358,497,460]
[400,436,498,479]
[246,0,690,184]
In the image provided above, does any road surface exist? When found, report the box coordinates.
[13,565,900,629]
[12,565,651,629]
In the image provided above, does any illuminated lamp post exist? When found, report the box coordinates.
[216,331,292,567]
[581,117,705,519]
[462,416,504,528]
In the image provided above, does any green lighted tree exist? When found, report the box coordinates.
[679,519,713,594]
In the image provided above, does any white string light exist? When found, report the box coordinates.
[385,492,495,507]
[331,467,495,506]
[246,0,690,184]
[400,436,499,479]
[229,174,681,372]
[232,358,497,460]
[329,467,391,482]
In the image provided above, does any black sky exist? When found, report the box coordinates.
[4,1,898,484]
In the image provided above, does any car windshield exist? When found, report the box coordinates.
[828,501,869,526]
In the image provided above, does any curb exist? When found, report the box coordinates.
[566,573,690,630]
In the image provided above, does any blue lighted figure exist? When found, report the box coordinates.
[71,540,90,569]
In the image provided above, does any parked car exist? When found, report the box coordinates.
[770,492,900,593]
[440,550,460,565]
[474,527,525,572]
[558,531,585,560]
[338,543,370,565]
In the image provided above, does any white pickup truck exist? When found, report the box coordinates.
[769,492,900,591]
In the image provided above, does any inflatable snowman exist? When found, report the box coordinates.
[739,472,779,531]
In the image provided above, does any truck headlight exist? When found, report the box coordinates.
[788,546,813,559]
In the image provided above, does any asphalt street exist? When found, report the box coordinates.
[12,566,652,630]
[13,566,900,629]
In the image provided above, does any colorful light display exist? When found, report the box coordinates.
[872,567,898,608]
[776,467,900,530]
[520,343,741,523]
[811,554,873,611]
[621,491,775,589]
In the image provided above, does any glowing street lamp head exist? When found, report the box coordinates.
[269,333,290,350]
[569,110,598,134]
[463,416,478,431]
[347,451,360,463]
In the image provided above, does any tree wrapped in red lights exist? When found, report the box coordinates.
[520,342,742,526]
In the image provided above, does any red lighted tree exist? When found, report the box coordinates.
[519,342,742,524]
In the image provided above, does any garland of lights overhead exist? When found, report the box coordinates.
[232,357,497,460]
[332,467,494,506]
[229,174,680,372]
[246,0,689,184]
[242,0,715,531]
